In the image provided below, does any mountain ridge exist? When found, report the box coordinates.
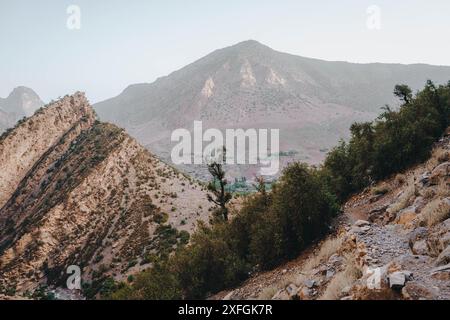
[94,40,450,180]
[0,94,213,295]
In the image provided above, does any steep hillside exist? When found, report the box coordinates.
[94,40,450,179]
[0,94,213,296]
[0,87,44,133]
[0,92,94,208]
[214,131,450,300]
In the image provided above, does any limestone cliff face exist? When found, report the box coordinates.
[0,93,95,208]
[0,94,212,295]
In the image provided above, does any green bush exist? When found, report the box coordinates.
[323,81,450,202]
[111,260,182,300]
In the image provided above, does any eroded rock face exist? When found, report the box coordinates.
[0,93,95,208]
[427,219,450,257]
[435,246,450,267]
[0,94,213,295]
[402,282,439,300]
[429,162,449,185]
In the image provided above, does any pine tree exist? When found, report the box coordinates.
[206,147,232,221]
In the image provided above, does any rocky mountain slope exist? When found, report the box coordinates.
[0,87,44,133]
[214,130,450,300]
[94,40,450,180]
[0,93,213,296]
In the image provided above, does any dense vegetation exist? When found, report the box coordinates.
[110,163,338,299]
[109,81,450,300]
[322,81,450,202]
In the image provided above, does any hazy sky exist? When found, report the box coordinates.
[1,0,450,103]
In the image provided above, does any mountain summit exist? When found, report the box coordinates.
[94,41,450,179]
[0,87,44,132]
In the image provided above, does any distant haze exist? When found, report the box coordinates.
[1,0,450,102]
[94,40,450,180]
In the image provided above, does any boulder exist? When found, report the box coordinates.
[396,205,418,225]
[435,245,450,266]
[328,254,343,266]
[341,286,351,296]
[286,284,299,298]
[408,227,428,248]
[271,289,289,300]
[402,270,414,281]
[430,162,450,185]
[303,279,316,289]
[431,264,450,281]
[431,263,450,273]
[412,240,429,256]
[419,173,431,186]
[401,282,439,300]
[413,196,425,209]
[326,269,335,280]
[388,272,406,289]
[354,220,370,227]
[432,162,450,176]
[298,287,311,300]
[426,218,450,256]
[350,225,370,234]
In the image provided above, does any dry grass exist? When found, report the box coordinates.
[388,176,416,215]
[422,187,436,200]
[302,236,344,272]
[352,286,401,300]
[435,148,450,163]
[319,253,362,300]
[436,180,450,197]
[371,184,390,196]
[291,274,306,288]
[426,147,449,171]
[258,286,278,300]
[420,198,450,227]
[394,174,406,186]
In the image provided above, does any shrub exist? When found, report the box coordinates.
[111,260,182,300]
[319,253,361,300]
[420,198,450,227]
[323,81,450,202]
[171,223,247,299]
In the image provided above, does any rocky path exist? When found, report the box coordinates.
[350,219,450,300]
[351,223,410,267]
[213,135,450,300]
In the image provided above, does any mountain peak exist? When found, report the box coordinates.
[10,85,37,94]
[0,86,44,120]
[234,39,264,47]
[7,86,40,100]
[227,39,273,53]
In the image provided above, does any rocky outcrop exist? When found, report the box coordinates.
[0,94,213,296]
[0,93,94,208]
